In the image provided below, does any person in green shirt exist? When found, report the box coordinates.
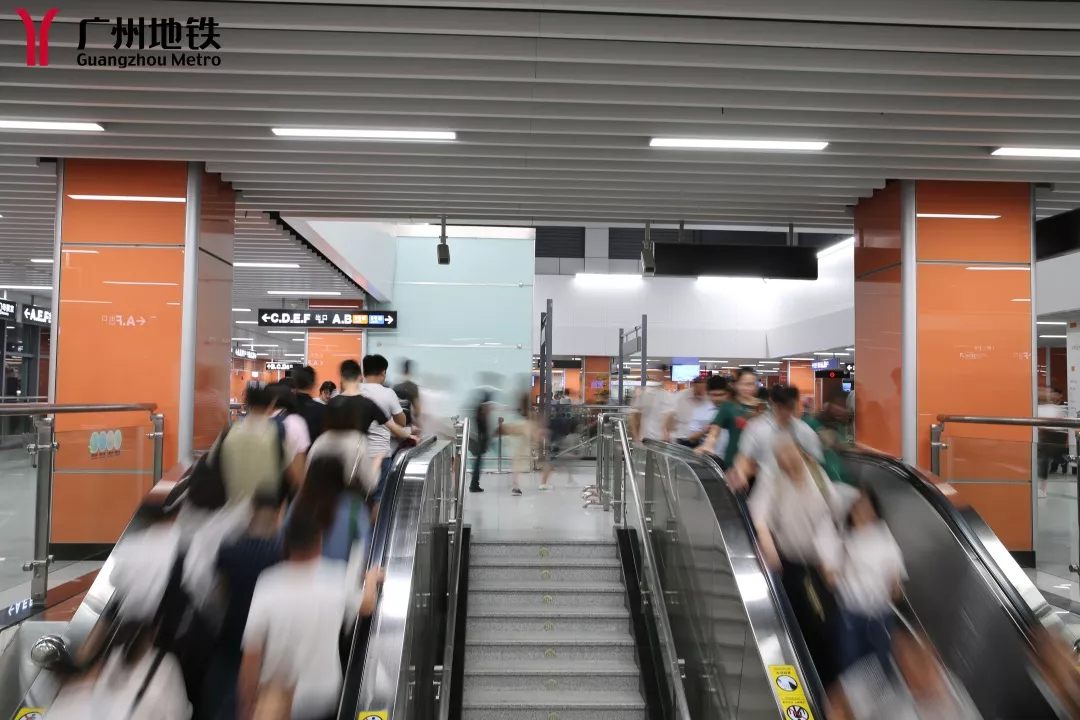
[696,368,759,473]
[804,389,856,485]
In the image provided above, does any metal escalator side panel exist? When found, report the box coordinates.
[842,452,1057,719]
[640,439,826,720]
[353,440,453,720]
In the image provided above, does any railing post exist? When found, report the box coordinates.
[150,412,165,484]
[25,415,56,607]
[930,423,944,476]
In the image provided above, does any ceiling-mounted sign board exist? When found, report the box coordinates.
[258,309,398,329]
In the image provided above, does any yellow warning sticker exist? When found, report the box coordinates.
[15,710,44,720]
[358,712,388,720]
[768,665,815,720]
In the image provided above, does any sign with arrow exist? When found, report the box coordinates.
[20,304,50,326]
[257,309,398,329]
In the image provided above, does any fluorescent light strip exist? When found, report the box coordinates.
[783,357,814,361]
[235,320,257,324]
[1038,321,1068,326]
[68,194,185,203]
[919,213,1001,220]
[284,353,305,357]
[245,344,279,348]
[266,330,305,335]
[0,285,51,290]
[817,236,855,259]
[267,290,342,296]
[0,120,104,132]
[61,249,98,254]
[272,128,456,141]
[993,147,1080,159]
[291,338,305,342]
[966,265,1027,270]
[814,352,850,356]
[760,361,782,364]
[103,281,178,286]
[650,138,828,151]
[29,258,53,263]
[845,348,855,351]
[234,262,300,269]
[1012,298,1031,302]
[231,337,253,341]
[574,273,643,287]
[232,308,251,312]
[1040,335,1067,339]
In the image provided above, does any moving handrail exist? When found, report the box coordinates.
[0,402,158,416]
[644,437,828,720]
[614,420,693,720]
[436,418,470,720]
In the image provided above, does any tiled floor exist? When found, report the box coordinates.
[462,463,615,542]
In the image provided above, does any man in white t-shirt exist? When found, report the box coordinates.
[358,354,412,503]
[664,377,714,446]
[239,513,381,720]
[631,382,673,442]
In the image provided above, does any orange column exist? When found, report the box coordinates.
[583,356,610,404]
[787,362,815,406]
[51,159,233,553]
[308,331,363,388]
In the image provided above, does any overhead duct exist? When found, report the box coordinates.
[652,243,818,280]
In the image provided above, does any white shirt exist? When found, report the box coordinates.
[275,410,312,463]
[181,501,253,608]
[243,559,361,720]
[109,524,182,623]
[1038,402,1069,438]
[739,414,823,476]
[670,389,712,438]
[633,387,673,441]
[358,382,404,456]
[748,459,855,563]
[47,649,191,720]
[817,520,907,616]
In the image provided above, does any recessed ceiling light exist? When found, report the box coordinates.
[650,138,828,151]
[0,120,104,132]
[68,194,185,202]
[234,262,301,269]
[993,147,1080,158]
[232,308,251,312]
[817,237,855,259]
[919,213,1000,220]
[845,348,855,351]
[1040,334,1067,339]
[291,338,305,342]
[1038,321,1068,326]
[272,128,456,141]
[0,285,50,290]
[29,258,52,263]
[266,290,342,296]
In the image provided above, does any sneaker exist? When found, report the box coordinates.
[538,484,553,491]
[469,486,485,493]
[1039,488,1048,499]
[511,488,523,496]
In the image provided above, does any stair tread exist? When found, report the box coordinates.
[467,630,635,645]
[472,539,616,546]
[470,580,626,592]
[463,690,646,708]
[469,606,630,618]
[465,659,640,675]
[470,557,622,567]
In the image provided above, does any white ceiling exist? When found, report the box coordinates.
[4,0,1080,321]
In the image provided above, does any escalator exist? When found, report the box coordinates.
[0,437,439,720]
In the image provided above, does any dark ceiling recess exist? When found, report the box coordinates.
[653,243,819,280]
[609,228,848,260]
[535,226,585,258]
[1036,208,1080,260]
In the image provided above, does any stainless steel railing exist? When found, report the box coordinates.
[436,417,470,720]
[930,413,1080,475]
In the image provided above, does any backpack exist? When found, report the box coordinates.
[186,418,287,509]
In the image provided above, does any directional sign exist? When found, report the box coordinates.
[0,300,16,322]
[810,358,837,371]
[234,347,257,359]
[258,309,398,329]
[266,362,295,371]
[20,304,50,326]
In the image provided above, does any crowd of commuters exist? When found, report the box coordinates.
[47,356,421,720]
[630,368,979,719]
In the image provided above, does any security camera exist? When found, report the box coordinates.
[640,245,655,276]
[437,241,450,265]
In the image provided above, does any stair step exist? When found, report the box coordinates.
[468,607,630,634]
[462,690,646,720]
[469,580,627,609]
[465,659,641,692]
[469,556,623,582]
[470,539,618,560]
[465,632,636,662]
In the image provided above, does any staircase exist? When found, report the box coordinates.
[463,538,648,720]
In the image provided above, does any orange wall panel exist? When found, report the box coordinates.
[853,182,901,278]
[199,171,235,264]
[854,266,902,457]
[788,363,815,406]
[916,264,1033,471]
[308,331,363,388]
[61,160,188,245]
[915,181,1031,264]
[194,253,232,452]
[950,483,1032,552]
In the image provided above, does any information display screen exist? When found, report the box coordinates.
[671,364,701,382]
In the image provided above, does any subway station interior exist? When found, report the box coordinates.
[6,1,1080,718]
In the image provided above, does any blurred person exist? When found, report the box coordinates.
[470,388,494,492]
[359,354,413,506]
[1037,386,1068,498]
[665,376,714,447]
[238,514,383,720]
[46,620,191,720]
[695,375,732,457]
[697,368,759,470]
[295,451,361,563]
[292,366,325,441]
[268,381,311,493]
[807,389,856,486]
[1031,625,1080,716]
[817,488,906,685]
[206,494,283,720]
[216,384,293,504]
[316,381,335,405]
[393,358,422,430]
[630,368,673,442]
[503,392,537,495]
[749,437,854,688]
[735,384,823,492]
[338,359,410,490]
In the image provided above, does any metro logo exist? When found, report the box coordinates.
[15,8,59,66]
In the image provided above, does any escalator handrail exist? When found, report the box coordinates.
[839,448,1043,643]
[337,435,437,720]
[642,438,829,720]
